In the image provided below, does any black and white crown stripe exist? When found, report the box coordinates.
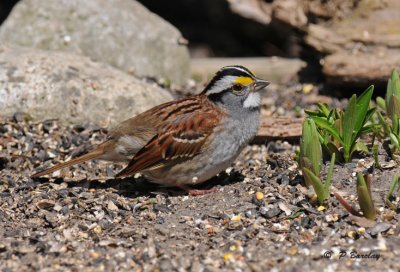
[222,66,255,77]
[202,66,255,95]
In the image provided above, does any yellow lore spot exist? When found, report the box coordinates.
[234,76,254,85]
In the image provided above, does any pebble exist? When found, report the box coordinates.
[107,200,119,211]
[369,223,391,236]
[255,192,264,201]
[279,174,290,185]
[260,206,281,219]
[325,213,339,222]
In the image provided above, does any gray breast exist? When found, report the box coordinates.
[206,109,260,164]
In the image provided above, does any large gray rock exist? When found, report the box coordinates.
[0,0,190,85]
[305,0,400,87]
[306,0,400,54]
[0,45,173,126]
[323,49,400,87]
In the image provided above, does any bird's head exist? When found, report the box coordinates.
[202,65,269,110]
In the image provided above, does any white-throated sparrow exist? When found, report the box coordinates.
[32,66,269,194]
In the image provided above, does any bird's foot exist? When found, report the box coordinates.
[178,186,218,196]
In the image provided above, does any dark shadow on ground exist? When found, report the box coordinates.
[31,170,245,198]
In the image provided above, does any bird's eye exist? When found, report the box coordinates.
[232,84,243,93]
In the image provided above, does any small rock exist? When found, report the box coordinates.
[53,204,63,212]
[153,204,171,213]
[347,231,357,239]
[37,200,55,210]
[279,175,290,186]
[245,209,258,219]
[89,251,101,258]
[44,211,58,226]
[107,200,119,211]
[231,214,241,221]
[325,213,339,223]
[252,193,264,206]
[278,202,292,216]
[260,206,281,219]
[255,192,264,201]
[369,223,391,236]
[93,225,102,234]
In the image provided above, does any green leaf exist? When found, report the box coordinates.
[311,116,343,145]
[326,142,343,163]
[324,153,335,196]
[300,119,322,176]
[386,77,392,110]
[300,158,313,187]
[317,103,331,117]
[364,108,376,123]
[342,86,374,162]
[353,142,369,154]
[332,108,340,120]
[390,70,400,98]
[300,157,312,171]
[376,96,386,111]
[304,110,324,117]
[386,70,400,116]
[372,144,381,169]
[317,131,325,145]
[376,111,390,136]
[397,118,400,135]
[392,114,399,135]
[357,173,376,220]
[358,124,379,135]
[356,128,377,143]
[342,94,357,162]
[386,175,399,210]
[386,78,392,106]
[334,118,342,139]
[302,167,327,204]
[390,132,400,149]
[353,86,374,138]
[288,209,304,219]
[350,142,369,160]
[389,95,400,121]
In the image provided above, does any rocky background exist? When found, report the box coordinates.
[1,0,399,124]
[1,0,400,271]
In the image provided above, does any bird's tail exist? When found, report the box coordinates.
[31,147,106,178]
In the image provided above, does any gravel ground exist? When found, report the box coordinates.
[1,84,400,271]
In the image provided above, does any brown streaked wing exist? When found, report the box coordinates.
[108,96,201,139]
[115,105,222,178]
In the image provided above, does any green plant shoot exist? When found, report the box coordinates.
[299,118,322,179]
[307,86,375,162]
[356,173,376,220]
[386,70,400,121]
[302,153,335,204]
[386,175,399,210]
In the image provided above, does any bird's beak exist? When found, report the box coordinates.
[251,79,270,92]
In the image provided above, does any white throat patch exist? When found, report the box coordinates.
[243,92,260,108]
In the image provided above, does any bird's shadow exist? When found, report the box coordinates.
[33,170,245,198]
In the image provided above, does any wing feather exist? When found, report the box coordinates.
[116,109,221,178]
